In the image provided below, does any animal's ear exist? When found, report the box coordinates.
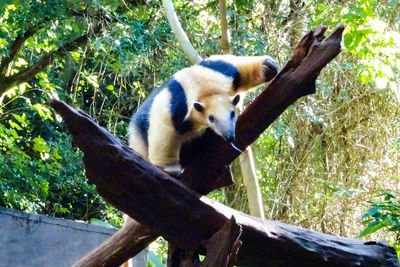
[232,95,240,106]
[194,101,205,112]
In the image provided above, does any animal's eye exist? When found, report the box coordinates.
[209,115,215,122]
[231,111,235,119]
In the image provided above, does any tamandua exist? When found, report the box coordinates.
[128,55,277,175]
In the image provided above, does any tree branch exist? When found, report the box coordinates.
[56,25,368,266]
[0,25,43,76]
[162,0,202,64]
[71,218,157,267]
[179,24,346,194]
[50,97,399,266]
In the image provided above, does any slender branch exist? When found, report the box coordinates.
[162,0,202,64]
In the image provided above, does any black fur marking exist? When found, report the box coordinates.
[168,79,193,135]
[198,60,241,90]
[131,82,165,145]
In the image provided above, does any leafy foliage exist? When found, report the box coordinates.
[360,191,400,256]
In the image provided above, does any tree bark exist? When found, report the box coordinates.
[72,218,157,267]
[50,94,399,266]
[52,25,390,266]
[218,0,230,54]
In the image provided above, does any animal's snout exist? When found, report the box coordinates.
[262,57,278,81]
[226,133,235,142]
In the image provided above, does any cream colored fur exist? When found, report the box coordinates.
[128,55,274,175]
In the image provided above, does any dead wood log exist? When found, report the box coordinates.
[167,216,242,267]
[50,98,399,266]
[201,216,242,267]
[180,24,344,194]
[71,218,157,267]
[51,24,399,266]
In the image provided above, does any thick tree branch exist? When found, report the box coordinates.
[179,24,345,194]
[72,218,157,267]
[55,25,382,266]
[0,21,108,96]
[50,97,399,266]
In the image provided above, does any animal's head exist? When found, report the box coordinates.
[193,94,240,142]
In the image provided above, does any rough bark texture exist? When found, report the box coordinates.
[50,25,399,266]
[167,216,242,267]
[50,99,399,266]
[71,218,157,267]
[201,216,242,267]
[179,24,345,194]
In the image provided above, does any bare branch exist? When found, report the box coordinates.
[162,0,202,64]
[72,218,157,267]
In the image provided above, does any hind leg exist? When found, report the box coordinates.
[148,121,183,176]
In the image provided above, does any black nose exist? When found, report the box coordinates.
[226,134,235,142]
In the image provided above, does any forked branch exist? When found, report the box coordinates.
[52,25,399,266]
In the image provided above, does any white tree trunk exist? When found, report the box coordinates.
[162,0,202,64]
[239,146,265,218]
[163,0,265,219]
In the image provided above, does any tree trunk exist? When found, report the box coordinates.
[218,0,265,218]
[161,0,202,64]
[218,0,230,54]
[239,146,265,218]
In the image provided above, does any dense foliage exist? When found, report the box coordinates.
[1,0,400,259]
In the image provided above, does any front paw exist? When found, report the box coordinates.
[162,164,183,177]
[262,57,278,82]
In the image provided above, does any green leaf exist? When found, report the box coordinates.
[33,136,50,153]
[343,32,353,48]
[358,221,388,238]
[8,120,22,130]
[362,207,379,219]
